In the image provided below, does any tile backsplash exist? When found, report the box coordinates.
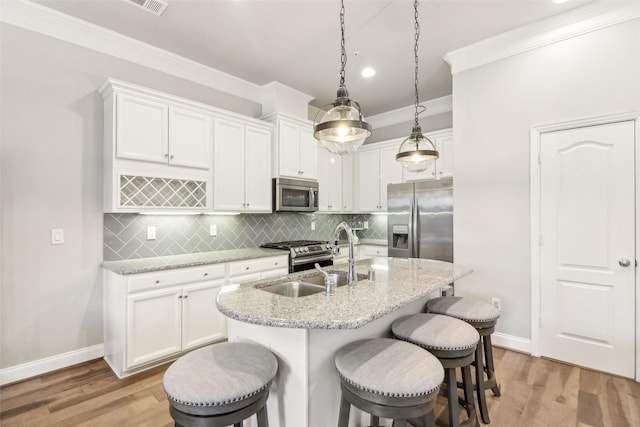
[104,212,387,261]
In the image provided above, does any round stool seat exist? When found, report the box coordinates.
[392,313,479,358]
[335,338,444,401]
[163,342,278,417]
[426,296,500,327]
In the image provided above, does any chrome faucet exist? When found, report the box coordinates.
[332,221,356,286]
[315,263,335,296]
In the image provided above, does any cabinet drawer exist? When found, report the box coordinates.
[128,264,226,293]
[228,256,288,276]
[363,246,388,257]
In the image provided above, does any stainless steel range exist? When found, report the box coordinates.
[260,240,333,273]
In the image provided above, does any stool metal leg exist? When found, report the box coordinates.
[474,345,490,424]
[483,335,500,397]
[445,368,460,427]
[372,415,380,427]
[338,393,351,427]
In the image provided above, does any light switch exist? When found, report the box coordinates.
[51,228,64,245]
[209,224,217,237]
[147,226,156,240]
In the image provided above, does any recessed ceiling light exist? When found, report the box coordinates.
[361,67,376,78]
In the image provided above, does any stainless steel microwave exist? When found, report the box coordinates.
[273,178,319,212]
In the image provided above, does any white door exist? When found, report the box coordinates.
[278,120,301,178]
[539,120,635,378]
[357,149,381,211]
[299,126,318,180]
[213,118,245,211]
[379,146,403,211]
[116,93,168,164]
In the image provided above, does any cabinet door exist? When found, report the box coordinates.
[341,154,353,211]
[245,127,272,212]
[435,133,454,178]
[298,126,318,180]
[169,106,212,170]
[182,281,227,351]
[213,118,245,210]
[317,148,341,212]
[126,287,181,369]
[278,120,301,178]
[379,146,403,211]
[317,148,331,211]
[116,93,168,164]
[357,150,381,211]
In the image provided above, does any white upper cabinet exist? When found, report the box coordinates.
[115,93,212,170]
[116,93,168,164]
[267,114,318,181]
[213,117,272,212]
[355,146,402,212]
[317,149,343,212]
[341,154,354,212]
[168,106,213,170]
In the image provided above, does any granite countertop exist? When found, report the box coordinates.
[102,247,286,275]
[216,257,471,330]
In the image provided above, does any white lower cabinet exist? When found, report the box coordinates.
[104,263,227,378]
[228,255,289,284]
[358,245,388,260]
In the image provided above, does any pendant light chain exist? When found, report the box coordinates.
[413,0,420,127]
[339,0,346,87]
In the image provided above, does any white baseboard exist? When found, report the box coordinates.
[0,344,104,386]
[491,332,532,354]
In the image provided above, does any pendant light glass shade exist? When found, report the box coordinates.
[314,0,372,155]
[397,0,439,171]
[396,124,438,172]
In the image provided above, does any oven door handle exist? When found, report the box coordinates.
[291,254,334,266]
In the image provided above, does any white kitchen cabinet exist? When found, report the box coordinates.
[355,145,402,212]
[341,154,354,211]
[401,129,454,182]
[228,255,289,283]
[358,245,388,260]
[115,93,212,170]
[213,118,272,212]
[100,79,214,212]
[104,263,227,378]
[317,149,343,212]
[267,114,318,180]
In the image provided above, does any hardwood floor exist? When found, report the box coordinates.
[1,347,639,427]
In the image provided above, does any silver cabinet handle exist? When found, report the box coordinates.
[619,259,631,267]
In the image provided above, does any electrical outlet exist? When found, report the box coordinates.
[209,224,217,237]
[491,297,501,312]
[311,221,316,231]
[51,228,64,245]
[363,221,369,229]
[146,226,156,240]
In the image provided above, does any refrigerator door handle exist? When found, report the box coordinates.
[413,190,420,258]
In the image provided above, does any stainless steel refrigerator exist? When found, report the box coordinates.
[387,178,453,261]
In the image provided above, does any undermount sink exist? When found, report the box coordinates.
[300,271,368,287]
[259,281,325,298]
[258,271,369,298]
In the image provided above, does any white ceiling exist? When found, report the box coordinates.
[33,0,594,116]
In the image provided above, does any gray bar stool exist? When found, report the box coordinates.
[163,342,278,427]
[335,338,444,427]
[392,313,480,427]
[426,296,500,424]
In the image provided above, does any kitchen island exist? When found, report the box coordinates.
[217,257,471,427]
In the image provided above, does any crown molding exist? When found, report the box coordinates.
[367,95,452,129]
[444,1,640,75]
[0,0,264,104]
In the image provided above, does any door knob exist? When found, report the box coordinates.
[619,258,631,267]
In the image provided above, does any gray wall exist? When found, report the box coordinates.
[0,23,261,369]
[453,18,640,340]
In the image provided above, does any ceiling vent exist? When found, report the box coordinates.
[126,0,168,16]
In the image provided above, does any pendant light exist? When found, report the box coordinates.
[313,0,372,155]
[396,0,439,172]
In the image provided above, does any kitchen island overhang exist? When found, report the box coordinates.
[216,257,472,427]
